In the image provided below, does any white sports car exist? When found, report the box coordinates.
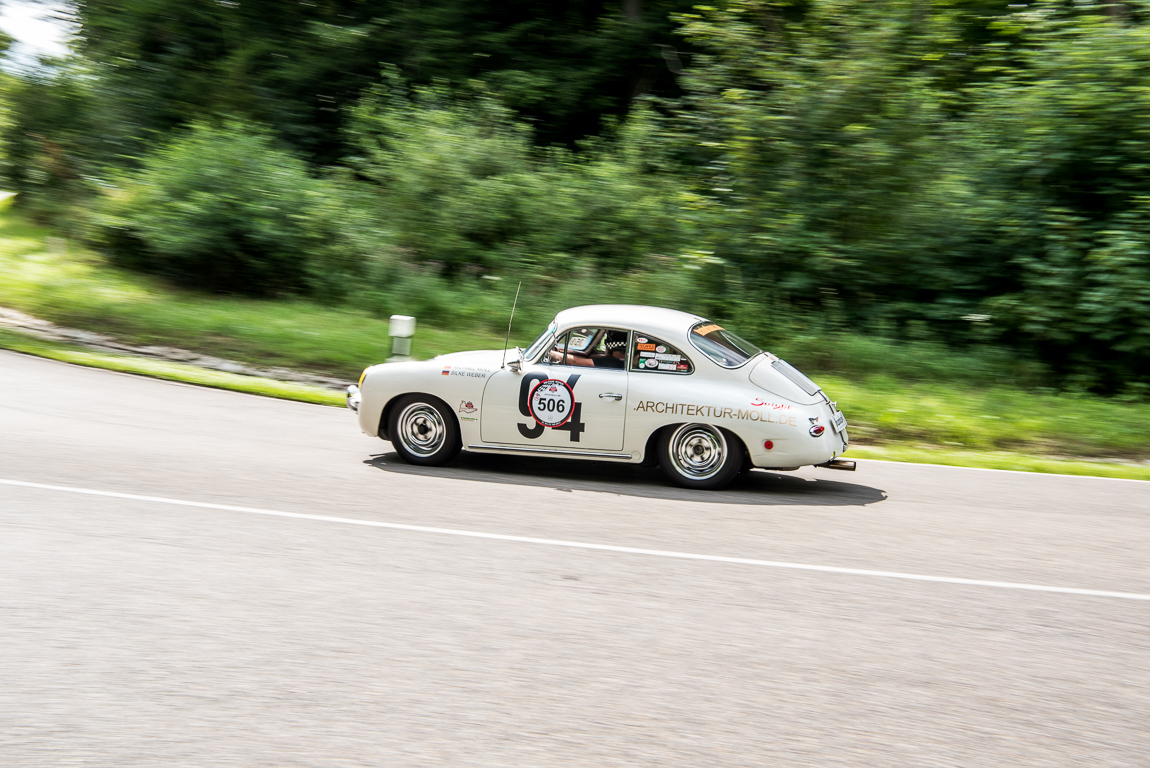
[347,304,853,489]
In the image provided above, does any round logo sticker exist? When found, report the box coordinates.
[656,345,667,354]
[637,337,647,344]
[644,358,659,369]
[529,379,575,428]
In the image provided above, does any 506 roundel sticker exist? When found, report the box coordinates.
[529,379,575,428]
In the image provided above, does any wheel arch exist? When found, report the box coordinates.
[656,421,748,489]
[721,424,756,471]
[378,391,458,441]
[641,425,671,466]
[643,422,751,467]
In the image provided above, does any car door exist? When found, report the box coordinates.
[480,327,630,452]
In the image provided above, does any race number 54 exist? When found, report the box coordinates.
[517,373,586,441]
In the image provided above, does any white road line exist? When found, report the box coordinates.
[3,476,1149,602]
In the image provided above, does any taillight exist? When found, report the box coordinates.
[809,425,825,437]
[763,440,774,450]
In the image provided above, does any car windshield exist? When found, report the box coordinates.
[688,321,762,368]
[524,321,557,361]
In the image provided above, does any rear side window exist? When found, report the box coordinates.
[630,333,693,374]
[689,322,762,368]
[771,359,821,395]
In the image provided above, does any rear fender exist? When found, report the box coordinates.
[641,424,751,469]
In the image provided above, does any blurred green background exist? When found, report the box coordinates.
[1,0,1149,471]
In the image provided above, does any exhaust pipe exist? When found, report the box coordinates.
[816,458,856,471]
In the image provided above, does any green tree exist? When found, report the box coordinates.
[0,63,123,227]
[965,2,1150,384]
[71,0,697,161]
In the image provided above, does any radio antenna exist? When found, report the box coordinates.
[500,281,523,369]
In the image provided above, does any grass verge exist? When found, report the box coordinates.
[0,327,343,407]
[846,445,1150,482]
[818,374,1150,461]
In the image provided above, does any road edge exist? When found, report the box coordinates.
[0,327,344,407]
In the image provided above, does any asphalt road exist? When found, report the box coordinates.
[2,349,1148,767]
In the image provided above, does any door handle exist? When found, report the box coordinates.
[599,393,623,401]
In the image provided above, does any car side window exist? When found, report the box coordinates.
[630,333,693,374]
[539,331,570,366]
[541,327,629,369]
[567,328,596,353]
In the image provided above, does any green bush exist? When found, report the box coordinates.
[348,75,685,277]
[92,121,337,296]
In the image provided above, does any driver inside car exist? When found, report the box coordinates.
[592,331,627,368]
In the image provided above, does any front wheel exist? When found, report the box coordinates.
[658,423,745,490]
[388,395,461,467]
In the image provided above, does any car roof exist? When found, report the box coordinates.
[552,304,707,341]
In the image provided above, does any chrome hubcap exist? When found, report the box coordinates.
[669,424,726,480]
[397,402,446,457]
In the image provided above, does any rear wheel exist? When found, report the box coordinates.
[388,395,461,466]
[658,423,744,490]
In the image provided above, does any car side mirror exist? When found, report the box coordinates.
[508,346,525,372]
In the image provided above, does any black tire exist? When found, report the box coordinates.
[657,423,745,490]
[388,394,461,467]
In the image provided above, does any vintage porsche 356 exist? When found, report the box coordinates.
[346,305,852,489]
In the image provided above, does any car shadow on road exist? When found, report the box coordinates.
[364,452,887,507]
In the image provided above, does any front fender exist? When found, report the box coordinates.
[356,358,498,444]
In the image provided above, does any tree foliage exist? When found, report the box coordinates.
[966,7,1150,384]
[348,74,682,275]
[70,0,696,160]
[667,0,1150,384]
[2,0,1149,388]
